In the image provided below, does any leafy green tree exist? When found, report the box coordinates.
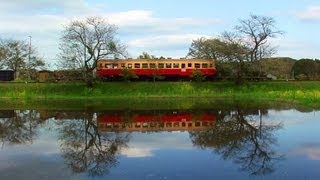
[59,16,127,87]
[191,69,206,82]
[137,52,157,59]
[188,37,224,59]
[292,59,320,80]
[259,57,296,80]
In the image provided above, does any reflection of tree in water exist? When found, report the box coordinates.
[190,108,283,175]
[0,110,41,146]
[56,112,130,176]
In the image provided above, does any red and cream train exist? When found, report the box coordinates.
[96,59,216,80]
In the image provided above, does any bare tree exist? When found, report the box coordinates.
[236,15,283,62]
[0,110,41,147]
[234,15,283,78]
[59,16,127,87]
[0,40,5,69]
[190,108,283,175]
[56,111,130,176]
[0,39,45,80]
[1,40,27,79]
[187,15,283,84]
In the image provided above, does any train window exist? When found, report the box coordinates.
[182,122,186,127]
[166,63,172,68]
[135,123,141,128]
[99,63,103,68]
[105,64,112,69]
[188,63,192,68]
[202,63,208,68]
[195,122,201,127]
[159,122,164,128]
[150,123,157,128]
[158,63,164,68]
[142,122,148,127]
[121,63,125,68]
[195,63,200,68]
[149,63,156,68]
[173,63,179,68]
[174,122,179,127]
[128,63,132,69]
[142,63,148,68]
[181,63,186,68]
[210,63,213,68]
[113,64,118,69]
[134,63,140,68]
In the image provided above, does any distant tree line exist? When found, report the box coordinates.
[212,57,320,81]
[292,58,320,80]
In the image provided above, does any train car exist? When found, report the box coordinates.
[0,70,14,81]
[97,111,217,132]
[96,59,216,80]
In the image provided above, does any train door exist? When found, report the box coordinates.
[181,63,186,72]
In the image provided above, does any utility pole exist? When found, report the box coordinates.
[28,36,32,81]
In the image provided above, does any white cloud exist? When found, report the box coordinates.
[0,15,66,33]
[106,10,221,33]
[270,37,320,59]
[292,144,320,160]
[120,131,195,158]
[126,34,212,58]
[128,34,210,50]
[121,147,154,158]
[296,5,320,21]
[0,0,99,15]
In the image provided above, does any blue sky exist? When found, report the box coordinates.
[0,0,320,68]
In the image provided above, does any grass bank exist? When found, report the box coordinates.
[1,81,320,106]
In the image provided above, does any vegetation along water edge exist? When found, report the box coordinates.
[1,81,320,108]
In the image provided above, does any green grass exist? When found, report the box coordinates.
[1,81,320,107]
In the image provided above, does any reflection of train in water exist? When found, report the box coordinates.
[97,110,216,132]
[0,110,15,118]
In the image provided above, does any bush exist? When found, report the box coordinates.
[191,69,206,82]
[120,68,138,81]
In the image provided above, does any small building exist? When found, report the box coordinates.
[38,70,52,82]
[0,70,14,81]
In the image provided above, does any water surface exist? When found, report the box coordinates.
[0,105,320,179]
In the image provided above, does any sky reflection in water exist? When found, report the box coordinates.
[0,108,320,180]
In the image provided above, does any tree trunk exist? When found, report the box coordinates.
[85,70,94,88]
[235,62,244,85]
